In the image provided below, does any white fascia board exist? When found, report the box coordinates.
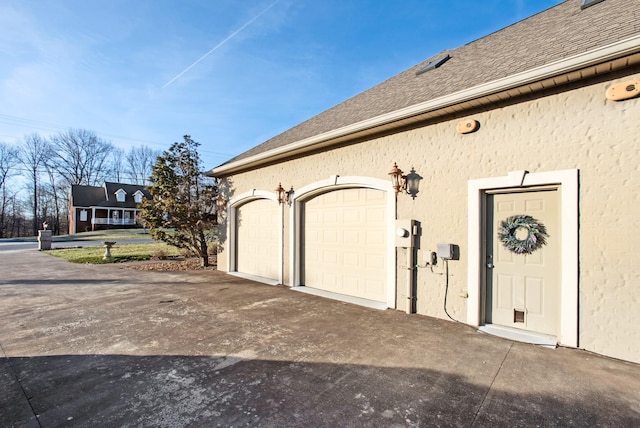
[212,35,640,177]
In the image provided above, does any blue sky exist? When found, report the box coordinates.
[1,0,563,170]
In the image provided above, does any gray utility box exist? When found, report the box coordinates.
[437,243,454,260]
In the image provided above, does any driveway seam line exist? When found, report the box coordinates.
[0,342,43,428]
[468,342,513,427]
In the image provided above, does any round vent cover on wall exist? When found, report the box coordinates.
[456,119,480,134]
[606,80,640,101]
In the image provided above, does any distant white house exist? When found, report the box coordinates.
[68,182,150,234]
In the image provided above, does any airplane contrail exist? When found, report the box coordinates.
[162,0,280,89]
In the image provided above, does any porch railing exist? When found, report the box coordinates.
[91,218,139,226]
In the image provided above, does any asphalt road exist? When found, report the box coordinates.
[0,238,155,252]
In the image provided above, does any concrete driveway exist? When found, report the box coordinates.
[1,249,639,427]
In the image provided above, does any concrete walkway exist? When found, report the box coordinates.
[1,249,639,427]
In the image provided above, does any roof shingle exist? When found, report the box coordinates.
[220,0,639,167]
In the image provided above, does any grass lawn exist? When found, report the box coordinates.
[46,241,184,264]
[55,228,153,241]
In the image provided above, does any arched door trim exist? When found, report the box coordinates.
[290,175,396,309]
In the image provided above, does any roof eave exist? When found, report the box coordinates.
[210,34,640,177]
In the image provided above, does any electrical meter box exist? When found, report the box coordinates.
[395,219,416,248]
[437,243,454,259]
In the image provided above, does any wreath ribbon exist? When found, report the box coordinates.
[498,214,548,255]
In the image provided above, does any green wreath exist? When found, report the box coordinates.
[498,214,548,255]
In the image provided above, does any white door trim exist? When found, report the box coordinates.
[290,175,396,309]
[227,189,283,285]
[467,169,578,347]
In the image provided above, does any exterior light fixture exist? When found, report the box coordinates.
[276,183,291,205]
[216,194,227,210]
[276,183,294,205]
[388,162,407,193]
[405,168,422,199]
[389,163,422,198]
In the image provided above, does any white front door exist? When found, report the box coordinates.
[486,189,560,336]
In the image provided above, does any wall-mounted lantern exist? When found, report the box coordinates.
[276,183,286,204]
[405,168,422,199]
[216,194,227,210]
[276,183,294,205]
[388,162,407,193]
[389,163,422,198]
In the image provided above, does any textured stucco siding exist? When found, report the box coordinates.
[217,70,639,363]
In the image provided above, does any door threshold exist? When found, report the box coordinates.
[228,271,280,286]
[291,286,387,310]
[479,324,557,348]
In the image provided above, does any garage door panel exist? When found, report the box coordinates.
[366,189,385,201]
[366,230,384,245]
[325,210,339,224]
[343,252,359,266]
[366,253,384,268]
[344,190,362,202]
[235,199,279,280]
[323,250,338,263]
[344,208,360,222]
[366,206,385,222]
[323,230,338,243]
[303,188,387,303]
[343,230,359,242]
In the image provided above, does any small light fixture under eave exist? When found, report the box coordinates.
[388,163,407,194]
[416,54,451,76]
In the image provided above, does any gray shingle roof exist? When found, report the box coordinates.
[219,0,639,167]
[104,182,151,203]
[71,182,151,209]
[70,185,104,207]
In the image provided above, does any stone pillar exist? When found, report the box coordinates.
[38,230,53,251]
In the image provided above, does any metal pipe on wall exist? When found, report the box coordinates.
[406,248,413,314]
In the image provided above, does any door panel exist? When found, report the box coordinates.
[486,189,560,335]
[235,199,280,280]
[303,188,387,302]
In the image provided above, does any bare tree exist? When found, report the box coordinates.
[18,134,49,236]
[49,128,114,187]
[109,147,126,183]
[0,143,20,238]
[5,194,25,238]
[126,145,160,185]
[43,159,66,235]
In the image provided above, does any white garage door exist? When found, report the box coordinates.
[235,199,280,281]
[303,188,387,302]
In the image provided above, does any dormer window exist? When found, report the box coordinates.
[115,189,127,202]
[133,190,144,204]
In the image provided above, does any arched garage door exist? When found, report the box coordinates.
[235,198,280,281]
[302,188,387,303]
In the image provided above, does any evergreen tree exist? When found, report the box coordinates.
[140,135,217,267]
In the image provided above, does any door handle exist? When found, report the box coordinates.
[486,263,494,269]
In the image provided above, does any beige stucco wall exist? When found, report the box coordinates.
[217,70,640,363]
